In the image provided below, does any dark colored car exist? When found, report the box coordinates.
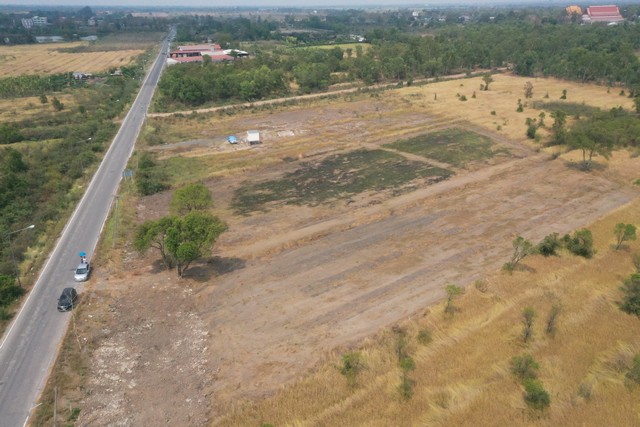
[57,287,78,312]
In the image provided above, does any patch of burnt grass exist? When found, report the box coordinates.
[232,149,451,214]
[384,128,509,168]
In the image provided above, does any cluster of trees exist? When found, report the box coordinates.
[0,73,82,99]
[0,56,147,280]
[158,19,640,108]
[134,183,226,277]
[174,15,277,44]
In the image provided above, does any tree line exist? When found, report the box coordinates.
[158,21,640,109]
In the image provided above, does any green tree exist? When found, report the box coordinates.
[614,223,637,250]
[536,233,561,257]
[550,110,567,145]
[511,354,539,381]
[504,236,533,272]
[619,273,640,316]
[523,379,550,411]
[164,212,227,278]
[524,81,533,99]
[134,216,178,269]
[564,229,594,258]
[339,352,364,387]
[546,303,562,335]
[170,182,213,215]
[482,73,493,91]
[626,354,640,384]
[522,306,536,343]
[0,274,24,307]
[444,284,463,314]
[634,97,640,114]
[51,97,64,111]
[39,94,48,104]
[567,131,613,170]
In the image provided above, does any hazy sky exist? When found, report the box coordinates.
[2,0,514,8]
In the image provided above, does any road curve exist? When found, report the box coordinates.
[0,31,172,427]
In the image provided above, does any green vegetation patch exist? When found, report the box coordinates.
[532,101,601,118]
[232,149,451,214]
[384,128,508,168]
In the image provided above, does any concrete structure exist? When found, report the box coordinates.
[247,130,261,145]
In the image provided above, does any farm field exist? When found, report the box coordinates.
[37,74,640,425]
[0,41,145,76]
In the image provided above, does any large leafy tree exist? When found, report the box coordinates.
[135,213,226,278]
[165,212,227,277]
[169,182,213,215]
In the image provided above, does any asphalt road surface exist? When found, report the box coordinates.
[0,30,173,427]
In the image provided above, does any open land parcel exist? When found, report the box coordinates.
[36,73,640,425]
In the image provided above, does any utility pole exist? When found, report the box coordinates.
[113,195,120,248]
[6,224,35,287]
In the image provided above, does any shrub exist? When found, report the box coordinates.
[459,94,467,101]
[417,328,432,345]
[522,307,536,343]
[490,110,496,115]
[619,273,640,316]
[523,379,551,411]
[0,275,25,307]
[536,233,561,257]
[511,354,539,381]
[546,303,561,335]
[398,375,414,400]
[626,354,640,384]
[339,352,364,386]
[614,223,637,250]
[526,123,537,139]
[564,229,595,258]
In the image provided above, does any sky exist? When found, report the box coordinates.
[1,0,544,8]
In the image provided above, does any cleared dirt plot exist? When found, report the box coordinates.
[71,74,640,426]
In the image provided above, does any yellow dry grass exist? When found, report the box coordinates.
[0,42,144,76]
[214,197,640,426]
[398,73,635,144]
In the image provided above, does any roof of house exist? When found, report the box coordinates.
[586,5,624,21]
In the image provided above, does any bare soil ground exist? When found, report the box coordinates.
[72,76,640,425]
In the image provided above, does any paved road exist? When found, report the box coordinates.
[0,31,173,427]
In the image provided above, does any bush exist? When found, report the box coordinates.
[526,123,537,139]
[0,275,25,307]
[523,379,551,411]
[417,328,432,345]
[536,232,561,257]
[619,273,640,316]
[626,354,640,384]
[564,229,595,258]
[339,351,364,386]
[511,354,539,381]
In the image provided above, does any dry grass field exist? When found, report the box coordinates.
[0,42,144,76]
[38,73,640,426]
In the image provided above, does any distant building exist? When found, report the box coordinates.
[35,36,64,43]
[583,5,624,24]
[22,16,48,28]
[166,43,240,65]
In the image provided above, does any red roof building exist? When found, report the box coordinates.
[584,5,624,23]
[166,43,234,65]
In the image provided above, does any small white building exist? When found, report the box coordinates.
[247,130,261,145]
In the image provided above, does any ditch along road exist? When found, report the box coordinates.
[0,33,172,427]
